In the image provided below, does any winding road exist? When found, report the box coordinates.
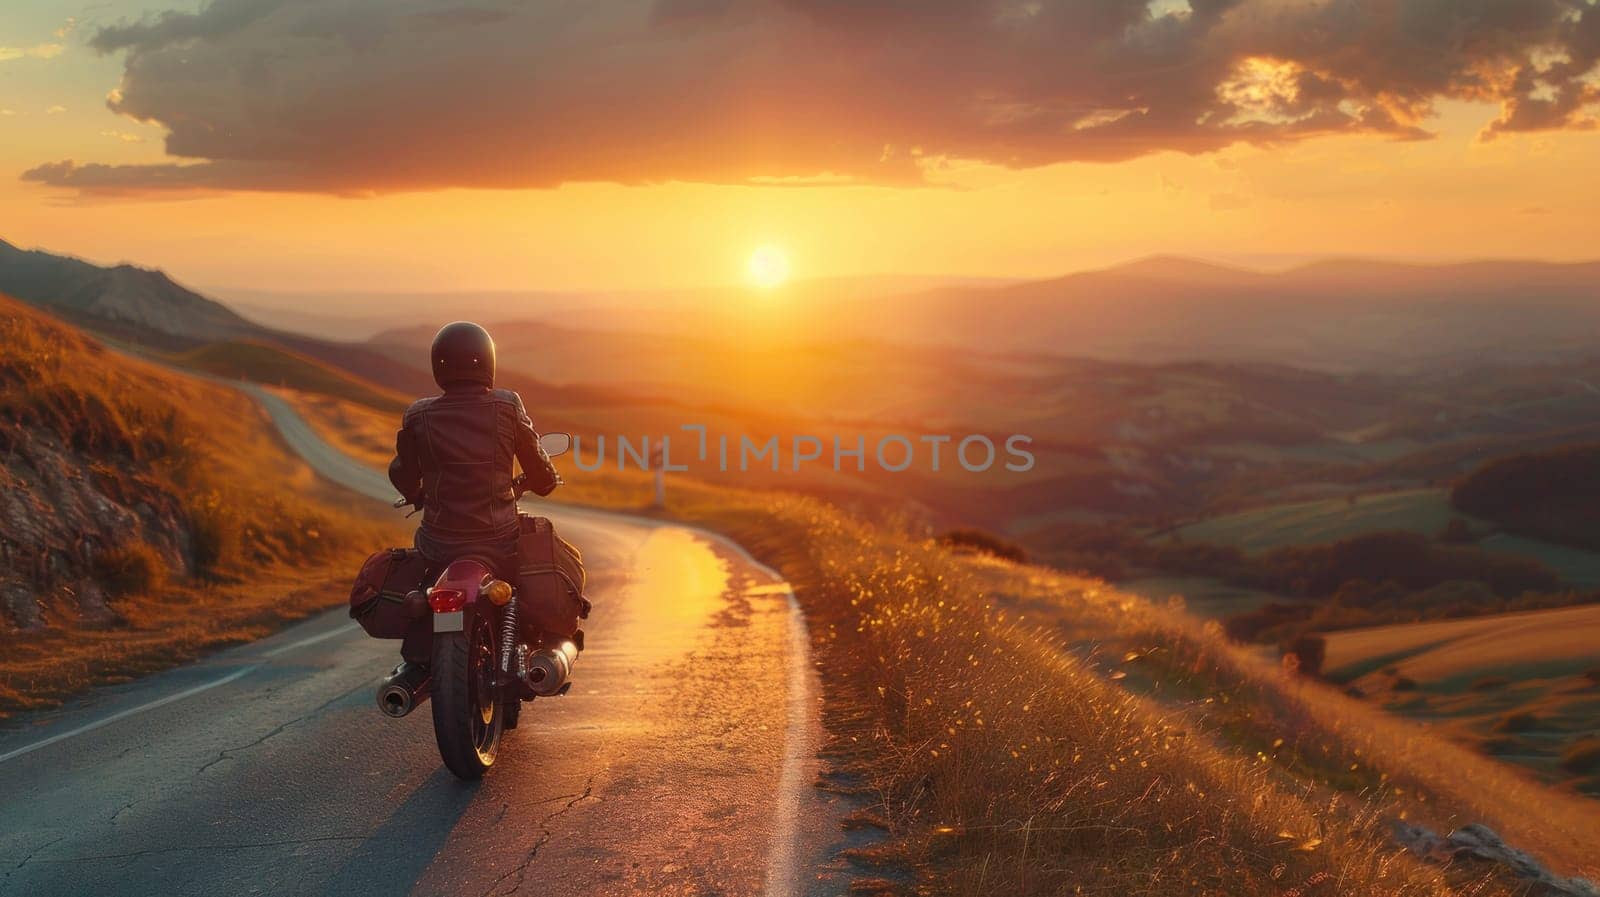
[0,386,838,897]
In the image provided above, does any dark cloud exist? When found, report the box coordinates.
[24,0,1600,195]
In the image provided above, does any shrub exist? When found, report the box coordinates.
[184,491,243,575]
[92,541,167,596]
[1224,601,1310,642]
[936,527,1028,563]
[1281,633,1326,677]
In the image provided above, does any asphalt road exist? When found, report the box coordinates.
[0,385,839,897]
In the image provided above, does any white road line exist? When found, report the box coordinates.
[262,623,358,658]
[0,666,259,765]
[763,587,817,897]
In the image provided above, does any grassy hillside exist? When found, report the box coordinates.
[0,295,403,716]
[656,483,1600,895]
[167,339,410,412]
[0,236,256,343]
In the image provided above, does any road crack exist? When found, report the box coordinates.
[109,798,139,825]
[196,681,367,776]
[480,776,596,897]
[4,832,67,885]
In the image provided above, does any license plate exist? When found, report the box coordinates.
[433,611,464,633]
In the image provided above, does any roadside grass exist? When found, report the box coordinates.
[0,297,404,718]
[656,483,1600,895]
[0,573,364,715]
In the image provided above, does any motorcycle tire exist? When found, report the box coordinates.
[430,615,503,779]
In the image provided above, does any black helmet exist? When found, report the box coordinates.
[431,321,496,389]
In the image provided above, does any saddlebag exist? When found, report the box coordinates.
[516,516,590,638]
[349,548,433,639]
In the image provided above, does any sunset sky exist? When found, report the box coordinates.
[3,0,1598,294]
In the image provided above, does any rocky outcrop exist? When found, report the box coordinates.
[1393,821,1599,897]
[0,429,191,631]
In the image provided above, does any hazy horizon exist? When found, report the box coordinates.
[9,228,1599,306]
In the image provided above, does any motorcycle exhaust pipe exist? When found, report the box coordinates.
[377,664,431,718]
[523,640,578,697]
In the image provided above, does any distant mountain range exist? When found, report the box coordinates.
[372,255,1600,372]
[6,235,1600,374]
[792,256,1600,372]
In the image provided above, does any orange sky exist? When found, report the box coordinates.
[3,3,1598,294]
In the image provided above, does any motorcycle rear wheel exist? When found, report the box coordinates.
[431,613,503,779]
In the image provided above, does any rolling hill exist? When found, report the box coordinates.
[809,257,1600,372]
[0,293,400,714]
[0,237,256,344]
[447,256,1600,374]
[167,341,413,412]
[0,236,439,399]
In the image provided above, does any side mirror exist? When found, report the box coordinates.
[540,432,573,458]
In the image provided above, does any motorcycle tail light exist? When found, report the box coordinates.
[483,579,512,606]
[428,588,467,613]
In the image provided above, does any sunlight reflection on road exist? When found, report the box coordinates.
[609,527,732,667]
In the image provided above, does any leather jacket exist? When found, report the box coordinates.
[388,385,559,559]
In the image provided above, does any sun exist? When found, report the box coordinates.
[746,245,791,289]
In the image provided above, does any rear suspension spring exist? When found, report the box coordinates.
[499,596,518,675]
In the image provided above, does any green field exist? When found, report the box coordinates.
[1174,488,1600,587]
[1175,488,1458,550]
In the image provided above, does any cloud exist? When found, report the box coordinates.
[45,105,66,114]
[0,43,64,62]
[22,0,1600,195]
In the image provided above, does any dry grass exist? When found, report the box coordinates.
[653,483,1600,895]
[0,295,404,716]
[0,573,365,714]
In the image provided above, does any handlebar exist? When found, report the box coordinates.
[393,475,563,511]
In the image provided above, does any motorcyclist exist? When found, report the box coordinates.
[387,321,560,673]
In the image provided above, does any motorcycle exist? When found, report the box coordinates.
[378,431,576,780]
